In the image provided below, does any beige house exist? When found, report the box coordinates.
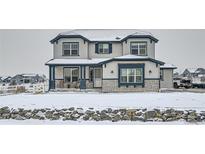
[46,29,176,92]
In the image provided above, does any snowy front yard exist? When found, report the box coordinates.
[0,92,205,124]
[1,92,205,110]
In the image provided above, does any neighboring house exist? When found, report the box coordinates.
[182,68,205,78]
[182,68,198,78]
[195,68,205,76]
[46,29,176,92]
[0,76,12,84]
[10,74,46,85]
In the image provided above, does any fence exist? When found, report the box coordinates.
[0,82,49,94]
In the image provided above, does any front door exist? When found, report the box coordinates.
[93,68,102,88]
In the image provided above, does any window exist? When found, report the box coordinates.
[130,42,147,56]
[64,68,79,82]
[120,67,143,84]
[98,43,109,54]
[63,42,79,56]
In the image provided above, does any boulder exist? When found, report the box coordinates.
[68,107,75,111]
[92,114,101,121]
[132,116,145,122]
[144,110,157,120]
[107,108,112,113]
[135,111,143,117]
[83,115,90,121]
[112,114,121,122]
[24,112,32,119]
[85,110,95,115]
[1,113,10,119]
[15,115,25,120]
[62,115,72,121]
[100,112,111,121]
[0,106,10,114]
[121,115,130,121]
[186,111,198,122]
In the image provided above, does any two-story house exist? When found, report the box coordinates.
[46,29,176,92]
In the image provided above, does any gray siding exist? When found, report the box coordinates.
[53,38,156,59]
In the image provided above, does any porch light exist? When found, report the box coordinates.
[149,70,152,74]
[111,70,114,74]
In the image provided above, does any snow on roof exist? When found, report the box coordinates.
[186,68,198,73]
[46,58,110,65]
[56,29,156,42]
[160,64,177,69]
[0,76,11,80]
[198,74,205,77]
[21,74,38,77]
[46,54,165,66]
[114,54,149,59]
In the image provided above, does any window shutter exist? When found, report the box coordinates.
[109,43,112,54]
[95,43,98,54]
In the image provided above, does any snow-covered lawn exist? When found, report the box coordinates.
[0,92,205,124]
[0,92,205,110]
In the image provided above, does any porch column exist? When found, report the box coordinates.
[53,66,55,89]
[49,65,51,90]
[80,65,86,89]
[49,65,55,90]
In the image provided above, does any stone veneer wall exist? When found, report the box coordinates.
[102,79,159,92]
[86,80,94,89]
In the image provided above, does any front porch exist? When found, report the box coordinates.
[49,65,103,90]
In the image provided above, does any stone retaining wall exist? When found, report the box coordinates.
[0,107,204,123]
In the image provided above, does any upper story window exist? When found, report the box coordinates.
[62,42,79,56]
[130,42,147,56]
[98,43,109,54]
[95,43,112,54]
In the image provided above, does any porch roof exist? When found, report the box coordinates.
[46,55,165,66]
[99,54,165,65]
[160,63,177,69]
[45,58,110,66]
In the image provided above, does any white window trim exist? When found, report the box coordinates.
[98,43,109,54]
[62,42,79,56]
[120,68,143,83]
[130,42,147,56]
[64,67,79,83]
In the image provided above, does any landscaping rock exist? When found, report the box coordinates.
[15,115,25,120]
[0,106,10,114]
[68,107,75,111]
[112,114,121,122]
[144,110,157,120]
[83,115,90,121]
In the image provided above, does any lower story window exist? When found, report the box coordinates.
[64,67,79,83]
[119,64,144,86]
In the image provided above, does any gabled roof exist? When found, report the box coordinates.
[50,29,158,43]
[185,68,198,74]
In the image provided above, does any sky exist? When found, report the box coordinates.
[0,29,205,77]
